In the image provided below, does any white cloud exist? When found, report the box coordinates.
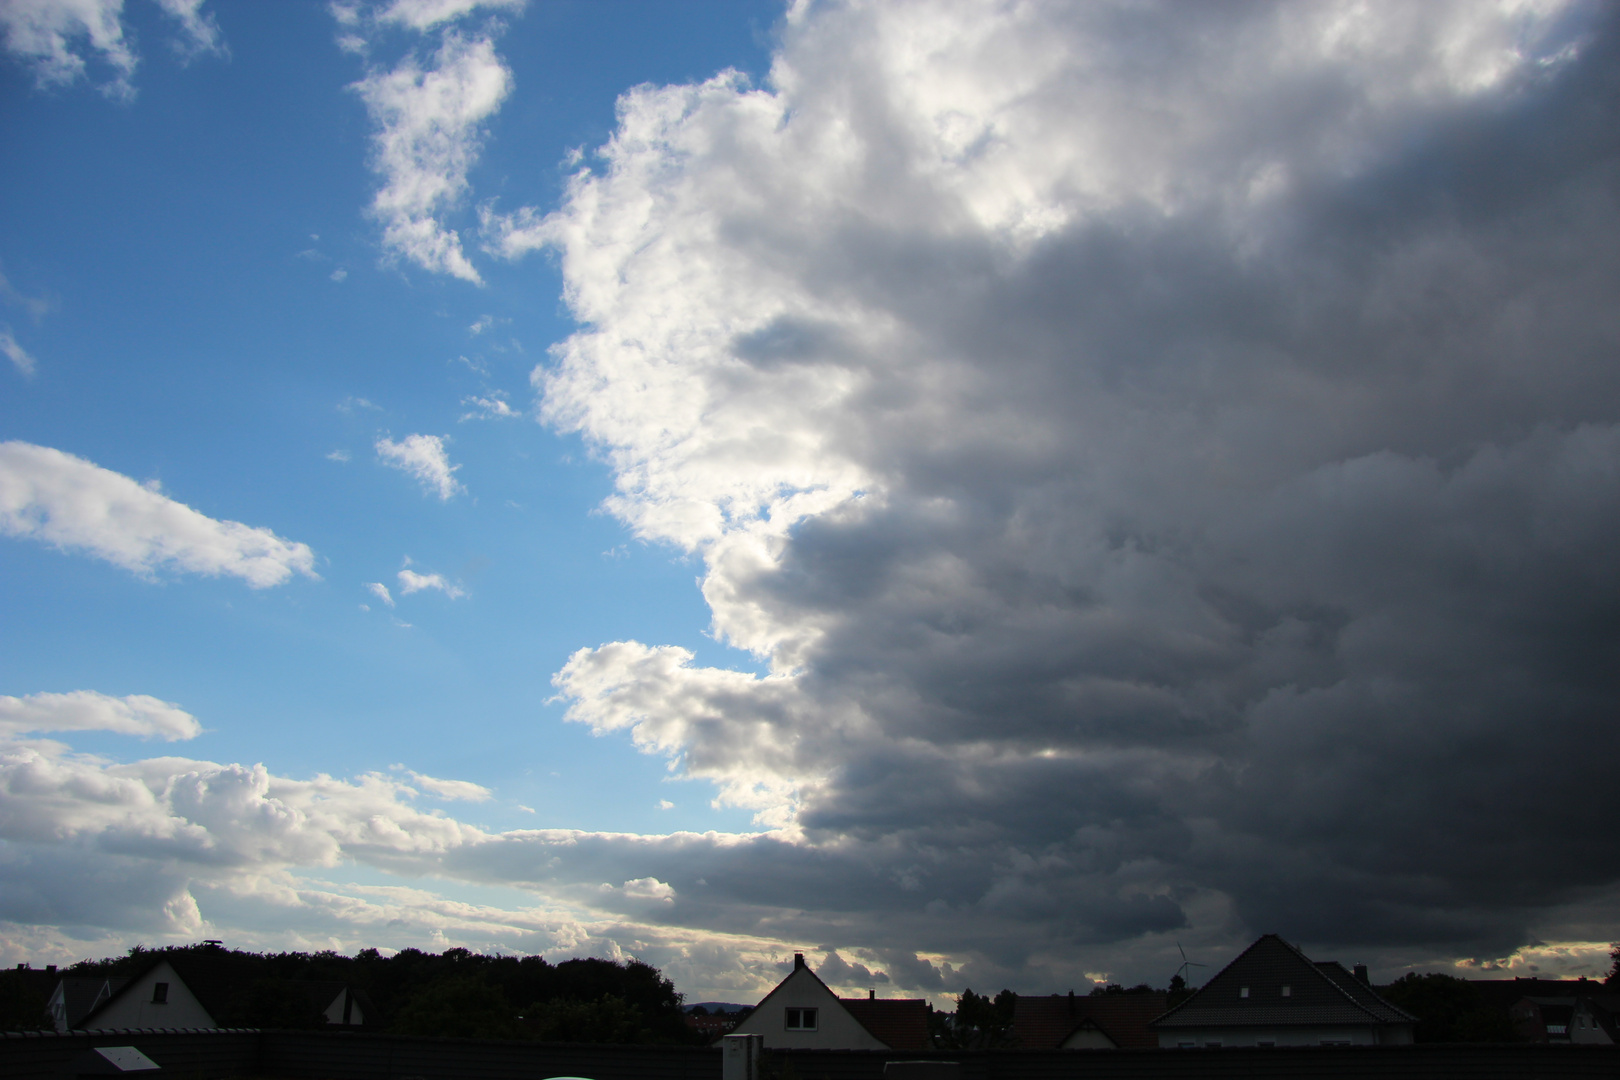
[0,691,200,741]
[0,441,317,587]
[326,449,351,463]
[397,567,464,598]
[459,392,515,420]
[330,267,348,282]
[151,0,225,59]
[365,581,395,607]
[351,30,511,283]
[376,0,525,33]
[0,0,224,98]
[403,769,491,802]
[375,433,463,499]
[1,326,37,377]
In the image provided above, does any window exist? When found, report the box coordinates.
[784,1007,817,1031]
[1548,1024,1568,1034]
[152,982,169,1004]
[1281,985,1291,997]
[1239,987,1249,998]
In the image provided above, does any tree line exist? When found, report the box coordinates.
[0,943,702,1044]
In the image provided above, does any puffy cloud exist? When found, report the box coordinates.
[0,0,223,98]
[375,433,464,499]
[0,326,36,376]
[0,441,317,587]
[0,691,201,741]
[352,29,511,283]
[515,0,1620,981]
[398,567,464,598]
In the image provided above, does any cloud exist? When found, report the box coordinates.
[0,0,224,98]
[517,0,1620,981]
[397,567,464,598]
[351,29,511,283]
[460,392,516,420]
[375,434,464,499]
[0,441,317,587]
[365,581,395,607]
[398,767,491,802]
[0,327,37,376]
[376,0,526,33]
[0,691,201,741]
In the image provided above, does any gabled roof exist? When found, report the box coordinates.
[50,976,127,1031]
[840,997,930,1050]
[1012,992,1167,1049]
[77,957,218,1030]
[1151,935,1416,1030]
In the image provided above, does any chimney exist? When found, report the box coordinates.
[1353,964,1369,985]
[1068,989,1075,1015]
[47,965,57,974]
[869,989,876,1000]
[794,953,805,970]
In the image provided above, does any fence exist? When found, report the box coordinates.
[4,1028,1618,1080]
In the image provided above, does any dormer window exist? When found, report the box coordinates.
[1281,985,1291,997]
[1240,987,1249,998]
[785,1007,818,1031]
[152,982,169,1004]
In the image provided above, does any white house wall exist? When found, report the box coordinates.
[87,961,215,1030]
[730,968,887,1050]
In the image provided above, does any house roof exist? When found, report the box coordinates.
[51,976,128,1031]
[1151,934,1416,1030]
[1012,992,1167,1049]
[77,957,219,1030]
[840,997,930,1050]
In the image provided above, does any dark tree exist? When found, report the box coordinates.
[1380,973,1519,1043]
[933,988,1017,1048]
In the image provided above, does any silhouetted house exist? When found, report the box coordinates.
[728,954,931,1049]
[1012,991,1168,1048]
[1150,934,1415,1048]
[1512,994,1619,1044]
[47,976,130,1032]
[66,952,374,1032]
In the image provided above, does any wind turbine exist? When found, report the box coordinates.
[1173,941,1207,987]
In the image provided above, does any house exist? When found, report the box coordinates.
[1149,934,1415,1048]
[1012,991,1168,1049]
[65,950,375,1031]
[47,975,129,1032]
[1511,994,1620,1044]
[728,953,931,1050]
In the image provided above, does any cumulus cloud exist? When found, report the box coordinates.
[0,0,223,98]
[351,29,511,283]
[0,691,201,741]
[375,433,464,499]
[513,0,1620,983]
[0,441,317,587]
[398,567,465,598]
[0,327,37,376]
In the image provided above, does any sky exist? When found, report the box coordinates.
[1,0,1617,1006]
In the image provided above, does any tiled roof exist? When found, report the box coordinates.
[1012,993,1168,1049]
[840,998,931,1050]
[1152,935,1414,1030]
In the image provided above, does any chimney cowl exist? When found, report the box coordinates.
[794,953,805,970]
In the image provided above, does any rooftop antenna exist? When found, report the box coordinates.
[1173,941,1207,986]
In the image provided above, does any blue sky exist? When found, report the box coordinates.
[1,0,778,835]
[3,0,1619,1004]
